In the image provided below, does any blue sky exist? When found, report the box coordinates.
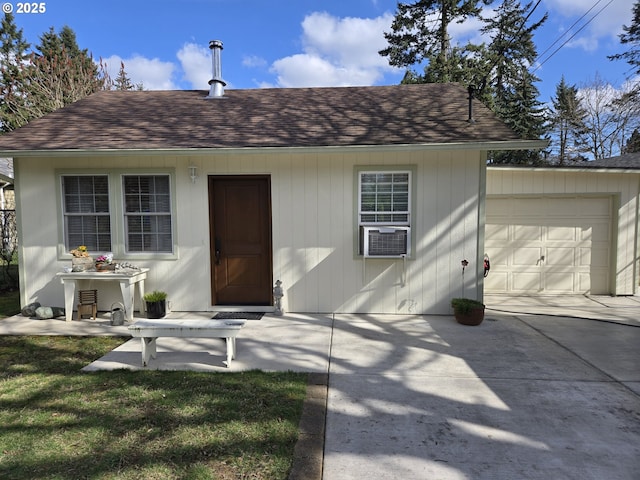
[5,0,636,102]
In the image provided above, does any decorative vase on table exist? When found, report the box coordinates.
[71,256,94,272]
[95,262,115,272]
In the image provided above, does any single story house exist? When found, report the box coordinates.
[485,154,640,296]
[0,157,14,210]
[0,78,546,315]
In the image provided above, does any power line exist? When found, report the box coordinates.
[536,0,605,61]
[533,0,616,73]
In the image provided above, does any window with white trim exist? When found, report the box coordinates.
[358,171,411,225]
[123,175,173,252]
[62,175,112,252]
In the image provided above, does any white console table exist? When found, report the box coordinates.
[57,269,149,322]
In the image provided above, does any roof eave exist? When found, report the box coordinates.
[0,139,549,159]
[488,165,640,174]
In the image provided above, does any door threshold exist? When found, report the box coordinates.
[210,306,275,313]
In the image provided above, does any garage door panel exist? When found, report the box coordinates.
[512,198,540,215]
[545,272,576,293]
[512,247,542,266]
[512,272,542,292]
[547,226,577,241]
[485,272,508,291]
[485,196,611,295]
[513,225,542,241]
[546,198,578,216]
[580,197,610,216]
[547,247,575,266]
[491,249,509,266]
[486,223,509,241]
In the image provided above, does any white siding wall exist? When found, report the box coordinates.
[486,168,640,295]
[16,149,485,314]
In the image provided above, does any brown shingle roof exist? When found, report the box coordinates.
[0,83,534,152]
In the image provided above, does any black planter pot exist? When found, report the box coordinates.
[146,300,166,319]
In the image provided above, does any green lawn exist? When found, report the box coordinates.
[0,335,308,479]
[0,288,20,317]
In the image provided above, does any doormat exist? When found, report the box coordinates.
[212,312,264,320]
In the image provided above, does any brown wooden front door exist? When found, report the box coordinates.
[209,176,273,306]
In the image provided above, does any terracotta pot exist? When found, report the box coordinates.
[454,306,485,326]
[96,263,115,272]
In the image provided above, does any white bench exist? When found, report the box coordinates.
[128,319,246,367]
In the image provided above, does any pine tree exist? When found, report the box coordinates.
[31,26,105,107]
[379,0,490,82]
[1,25,110,126]
[609,0,640,75]
[549,77,588,164]
[482,0,548,164]
[113,61,134,90]
[490,69,548,164]
[624,128,640,153]
[0,13,30,131]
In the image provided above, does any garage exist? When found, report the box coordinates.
[485,195,613,295]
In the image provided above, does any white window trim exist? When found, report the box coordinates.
[57,168,178,260]
[60,173,112,254]
[357,169,412,226]
[354,165,416,258]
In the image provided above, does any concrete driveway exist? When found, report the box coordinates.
[1,295,639,479]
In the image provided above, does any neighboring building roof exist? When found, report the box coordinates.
[0,83,544,154]
[577,153,640,170]
[489,153,640,172]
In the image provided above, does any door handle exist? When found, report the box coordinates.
[215,237,222,265]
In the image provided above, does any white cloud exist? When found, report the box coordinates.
[270,11,401,88]
[176,43,211,90]
[543,0,634,50]
[243,55,267,68]
[102,54,177,90]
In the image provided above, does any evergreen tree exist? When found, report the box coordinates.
[548,76,588,164]
[113,61,134,90]
[490,69,548,164]
[624,128,640,153]
[0,13,30,131]
[483,0,548,164]
[0,24,109,128]
[114,61,133,90]
[609,0,640,75]
[31,25,105,107]
[380,0,491,82]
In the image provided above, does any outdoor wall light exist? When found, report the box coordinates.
[188,165,198,184]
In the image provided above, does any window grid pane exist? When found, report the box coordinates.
[359,171,410,225]
[123,175,173,253]
[62,176,111,252]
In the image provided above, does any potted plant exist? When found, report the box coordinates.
[70,245,93,272]
[143,290,167,319]
[94,253,115,272]
[451,297,485,326]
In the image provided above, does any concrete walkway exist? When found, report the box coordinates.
[1,295,639,479]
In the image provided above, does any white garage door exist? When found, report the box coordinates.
[485,196,612,295]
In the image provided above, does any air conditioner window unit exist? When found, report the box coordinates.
[361,226,411,258]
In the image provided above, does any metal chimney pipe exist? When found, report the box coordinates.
[467,85,475,123]
[207,40,226,98]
